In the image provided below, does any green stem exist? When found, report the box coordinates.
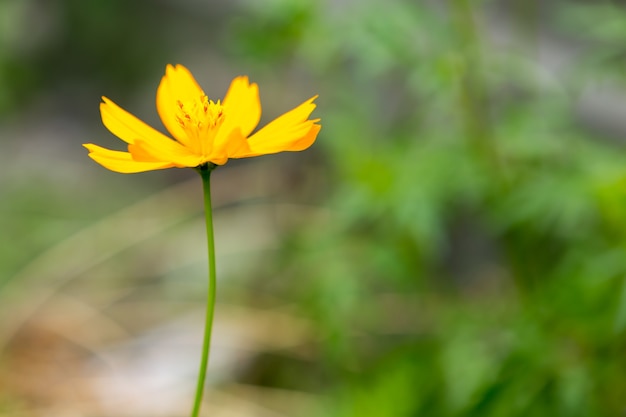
[191,163,217,417]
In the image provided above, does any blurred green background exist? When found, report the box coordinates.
[2,0,626,416]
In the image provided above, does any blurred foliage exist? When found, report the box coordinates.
[0,0,232,115]
[230,0,626,416]
[3,0,626,416]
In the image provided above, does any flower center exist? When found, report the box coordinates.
[175,95,225,155]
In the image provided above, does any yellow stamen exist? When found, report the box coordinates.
[175,95,226,156]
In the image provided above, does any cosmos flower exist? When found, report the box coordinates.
[84,64,320,173]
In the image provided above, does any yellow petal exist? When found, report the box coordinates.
[210,128,254,164]
[128,138,203,167]
[83,144,175,173]
[156,64,205,147]
[100,97,176,146]
[244,96,321,156]
[284,122,321,151]
[222,76,261,137]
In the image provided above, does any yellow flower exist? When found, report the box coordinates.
[84,64,321,173]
